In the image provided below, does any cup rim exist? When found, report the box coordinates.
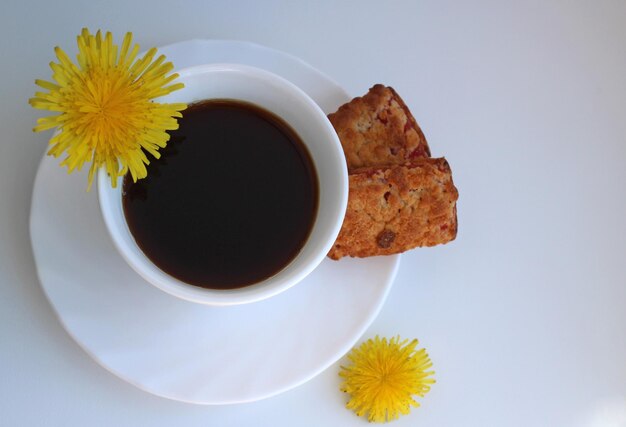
[97,63,348,306]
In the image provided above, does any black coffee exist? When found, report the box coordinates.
[122,100,319,289]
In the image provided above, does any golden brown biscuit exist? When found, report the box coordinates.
[328,84,430,171]
[328,158,458,260]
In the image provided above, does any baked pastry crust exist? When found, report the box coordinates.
[328,84,430,171]
[328,158,458,260]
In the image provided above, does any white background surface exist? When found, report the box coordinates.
[1,1,625,426]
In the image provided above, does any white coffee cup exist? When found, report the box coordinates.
[98,64,348,306]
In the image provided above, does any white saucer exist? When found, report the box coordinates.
[29,40,400,405]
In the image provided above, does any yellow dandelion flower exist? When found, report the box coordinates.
[29,28,187,189]
[339,336,435,423]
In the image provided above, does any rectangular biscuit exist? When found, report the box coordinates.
[327,84,430,171]
[328,158,458,260]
